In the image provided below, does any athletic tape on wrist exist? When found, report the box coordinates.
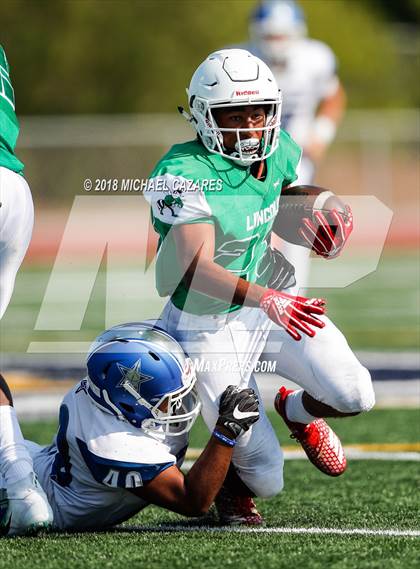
[212,429,236,447]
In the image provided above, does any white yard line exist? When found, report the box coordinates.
[181,448,420,471]
[335,450,420,461]
[124,525,420,538]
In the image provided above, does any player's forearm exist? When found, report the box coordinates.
[182,434,234,516]
[181,387,259,516]
[173,224,266,307]
[184,258,266,307]
[130,436,233,517]
[135,389,258,517]
[142,434,234,517]
[316,82,346,125]
[305,84,346,161]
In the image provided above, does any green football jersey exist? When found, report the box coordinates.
[0,46,24,174]
[145,130,301,315]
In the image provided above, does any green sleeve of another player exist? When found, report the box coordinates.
[0,45,24,173]
[275,130,302,187]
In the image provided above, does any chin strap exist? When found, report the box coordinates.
[256,160,265,179]
[177,106,195,124]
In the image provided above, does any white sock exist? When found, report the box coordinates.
[0,406,33,485]
[285,390,317,425]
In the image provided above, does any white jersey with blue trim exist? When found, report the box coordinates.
[32,380,188,530]
[244,38,339,147]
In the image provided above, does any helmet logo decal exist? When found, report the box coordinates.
[156,188,184,218]
[235,90,260,96]
[117,359,153,394]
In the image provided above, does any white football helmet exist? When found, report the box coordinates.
[184,48,282,165]
[249,1,307,63]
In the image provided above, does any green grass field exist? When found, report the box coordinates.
[2,409,418,569]
[1,252,419,567]
[1,250,419,353]
[18,407,420,447]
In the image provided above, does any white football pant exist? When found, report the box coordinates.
[160,301,374,498]
[0,167,34,319]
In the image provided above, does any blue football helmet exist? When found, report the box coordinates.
[89,320,185,360]
[86,322,200,436]
[250,1,307,62]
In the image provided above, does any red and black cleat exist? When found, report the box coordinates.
[275,386,347,477]
[214,485,263,526]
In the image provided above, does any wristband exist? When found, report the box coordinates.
[311,116,337,145]
[212,429,236,447]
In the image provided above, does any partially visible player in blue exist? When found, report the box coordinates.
[244,1,347,293]
[0,323,259,535]
[246,1,346,183]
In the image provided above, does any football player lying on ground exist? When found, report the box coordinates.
[0,323,259,535]
[144,48,375,525]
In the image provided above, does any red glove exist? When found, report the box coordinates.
[299,206,353,259]
[260,289,326,341]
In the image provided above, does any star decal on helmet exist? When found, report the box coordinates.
[117,359,153,394]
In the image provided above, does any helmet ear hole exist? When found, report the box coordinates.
[149,352,160,361]
[120,402,134,413]
[101,362,112,381]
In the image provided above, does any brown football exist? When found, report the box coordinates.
[272,185,348,248]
